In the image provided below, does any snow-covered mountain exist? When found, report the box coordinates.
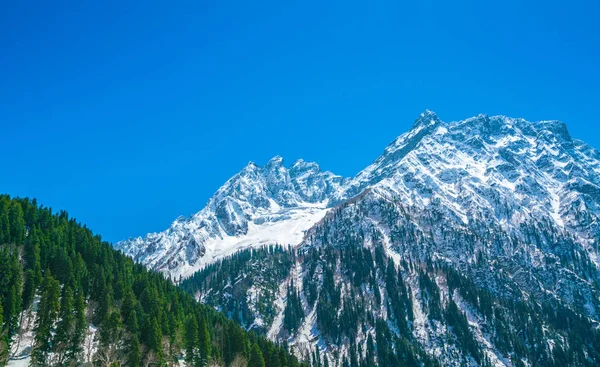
[117,110,600,366]
[117,110,600,278]
[339,110,600,254]
[172,111,600,367]
[115,156,346,278]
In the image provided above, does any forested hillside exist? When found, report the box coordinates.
[180,246,296,335]
[0,195,306,367]
[178,191,600,367]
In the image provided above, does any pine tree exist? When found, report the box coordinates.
[198,315,211,366]
[96,282,113,325]
[101,311,123,346]
[314,348,321,367]
[8,202,25,244]
[24,236,42,285]
[266,345,280,367]
[145,316,162,355]
[127,334,141,367]
[366,333,375,366]
[69,290,86,362]
[248,343,266,367]
[0,200,10,244]
[349,342,358,367]
[225,322,247,366]
[127,309,139,335]
[185,315,199,366]
[283,281,304,333]
[21,270,36,311]
[5,283,20,343]
[98,311,125,366]
[121,290,136,326]
[166,310,179,366]
[54,286,75,365]
[31,273,61,365]
[3,251,23,345]
[0,301,8,366]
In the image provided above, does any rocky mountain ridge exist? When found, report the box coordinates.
[117,110,600,278]
[115,155,345,278]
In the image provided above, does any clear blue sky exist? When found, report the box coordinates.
[2,1,599,243]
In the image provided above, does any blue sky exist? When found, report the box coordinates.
[1,0,599,243]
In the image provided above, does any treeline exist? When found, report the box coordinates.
[282,281,303,333]
[300,244,442,367]
[180,246,296,333]
[0,195,305,367]
[445,266,600,367]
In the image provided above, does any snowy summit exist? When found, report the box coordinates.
[116,111,600,279]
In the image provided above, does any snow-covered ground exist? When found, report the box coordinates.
[267,275,289,339]
[116,156,343,279]
[175,205,330,278]
[8,295,39,365]
[8,357,30,367]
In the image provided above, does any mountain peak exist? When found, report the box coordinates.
[536,119,572,142]
[291,158,320,171]
[422,108,437,116]
[118,110,600,294]
[266,155,284,166]
[411,109,442,130]
[238,161,260,177]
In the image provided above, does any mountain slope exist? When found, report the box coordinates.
[337,110,600,245]
[137,111,600,366]
[181,189,600,366]
[116,157,345,278]
[118,111,600,280]
[0,195,306,367]
[113,111,600,366]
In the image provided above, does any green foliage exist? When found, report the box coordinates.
[445,299,482,363]
[181,246,295,332]
[185,314,199,366]
[8,202,25,245]
[444,265,600,366]
[53,286,75,365]
[0,301,7,366]
[224,319,247,366]
[283,280,304,332]
[127,334,141,367]
[249,342,266,367]
[0,246,22,346]
[198,315,211,365]
[0,195,301,367]
[70,290,87,362]
[31,273,61,364]
[418,270,442,321]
